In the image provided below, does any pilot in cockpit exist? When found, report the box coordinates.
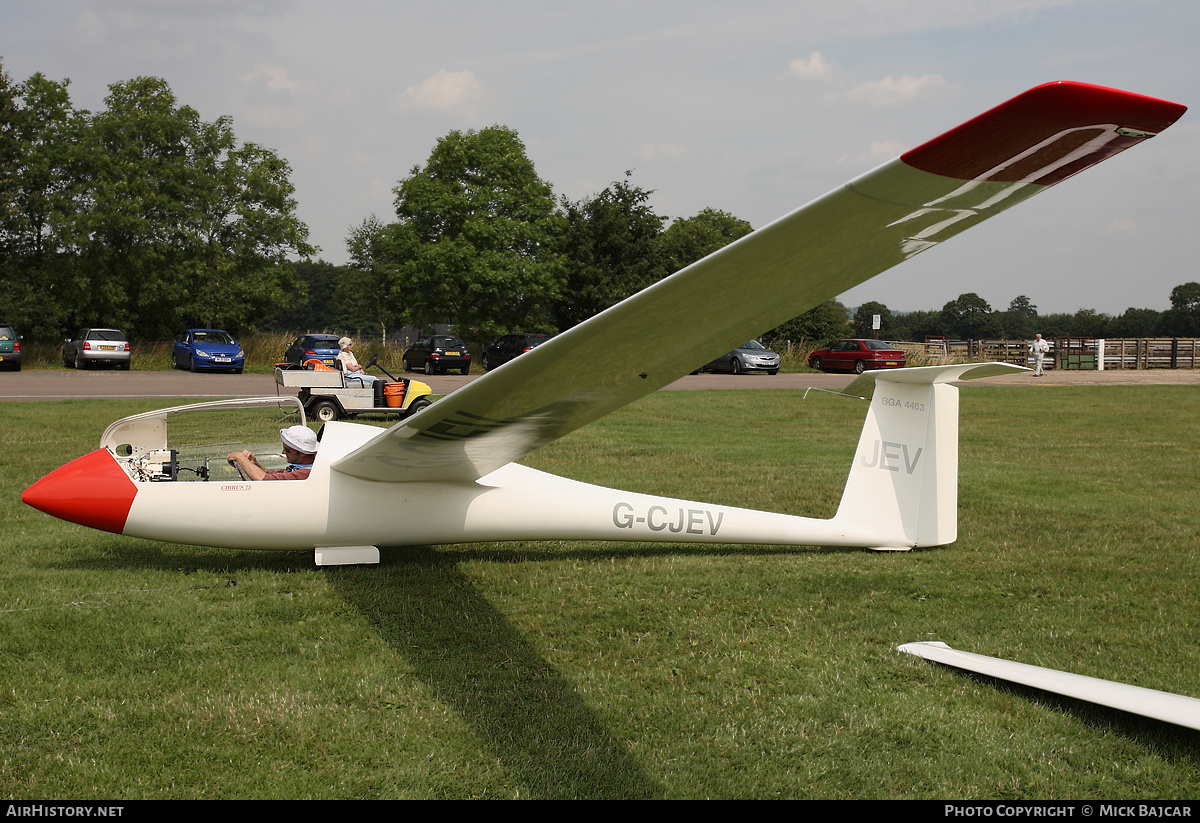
[226,425,318,481]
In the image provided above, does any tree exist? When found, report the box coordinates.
[659,207,752,273]
[387,125,564,344]
[940,292,1003,339]
[1070,308,1110,338]
[852,301,893,338]
[48,76,312,338]
[1108,307,1161,338]
[340,215,403,341]
[1162,282,1200,336]
[763,300,851,346]
[261,259,346,333]
[0,71,83,339]
[999,295,1038,340]
[554,172,667,330]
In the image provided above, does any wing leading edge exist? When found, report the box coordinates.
[333,81,1185,484]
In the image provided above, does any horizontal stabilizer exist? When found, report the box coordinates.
[843,362,1029,399]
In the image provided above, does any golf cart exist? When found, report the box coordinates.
[275,355,433,423]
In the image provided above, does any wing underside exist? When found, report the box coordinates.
[332,81,1185,484]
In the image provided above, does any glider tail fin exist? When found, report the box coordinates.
[833,363,1023,550]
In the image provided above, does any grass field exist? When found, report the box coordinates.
[2,385,1199,799]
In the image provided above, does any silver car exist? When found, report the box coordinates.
[702,340,781,375]
[63,328,132,370]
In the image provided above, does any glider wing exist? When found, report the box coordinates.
[333,82,1186,483]
[900,641,1200,731]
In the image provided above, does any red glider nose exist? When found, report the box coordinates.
[22,449,138,534]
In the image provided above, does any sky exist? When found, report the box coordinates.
[2,0,1197,316]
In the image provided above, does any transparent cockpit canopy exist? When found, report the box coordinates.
[101,397,307,482]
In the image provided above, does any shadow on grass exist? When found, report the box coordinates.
[328,545,664,799]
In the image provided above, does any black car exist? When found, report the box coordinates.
[283,334,342,367]
[0,323,21,371]
[482,332,552,371]
[402,335,472,375]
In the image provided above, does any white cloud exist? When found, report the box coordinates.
[838,140,905,166]
[848,73,949,106]
[788,51,832,80]
[392,69,484,112]
[634,142,692,161]
[241,63,313,95]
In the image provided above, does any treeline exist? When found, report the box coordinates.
[4,61,1197,349]
[852,289,1200,343]
[0,63,313,342]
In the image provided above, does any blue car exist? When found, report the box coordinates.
[172,329,245,373]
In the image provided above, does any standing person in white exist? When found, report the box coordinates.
[1029,334,1050,376]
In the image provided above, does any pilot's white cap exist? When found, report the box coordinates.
[280,425,319,455]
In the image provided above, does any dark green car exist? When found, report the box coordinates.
[0,323,21,371]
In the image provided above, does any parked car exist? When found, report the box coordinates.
[702,340,781,375]
[0,323,21,371]
[402,335,472,375]
[808,339,907,374]
[283,334,342,368]
[482,332,552,371]
[62,328,131,370]
[172,328,245,373]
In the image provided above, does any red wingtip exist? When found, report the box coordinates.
[903,81,1187,186]
[23,449,138,534]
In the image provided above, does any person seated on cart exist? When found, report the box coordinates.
[336,337,379,385]
[226,426,319,481]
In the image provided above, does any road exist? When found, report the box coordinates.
[1,366,1193,402]
[0,369,858,401]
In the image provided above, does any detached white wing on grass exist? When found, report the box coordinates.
[325,82,1182,483]
[900,642,1200,732]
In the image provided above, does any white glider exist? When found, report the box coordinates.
[23,82,1186,565]
[899,641,1200,732]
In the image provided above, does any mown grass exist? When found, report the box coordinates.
[2,387,1198,798]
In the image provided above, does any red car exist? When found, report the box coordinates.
[808,339,906,374]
